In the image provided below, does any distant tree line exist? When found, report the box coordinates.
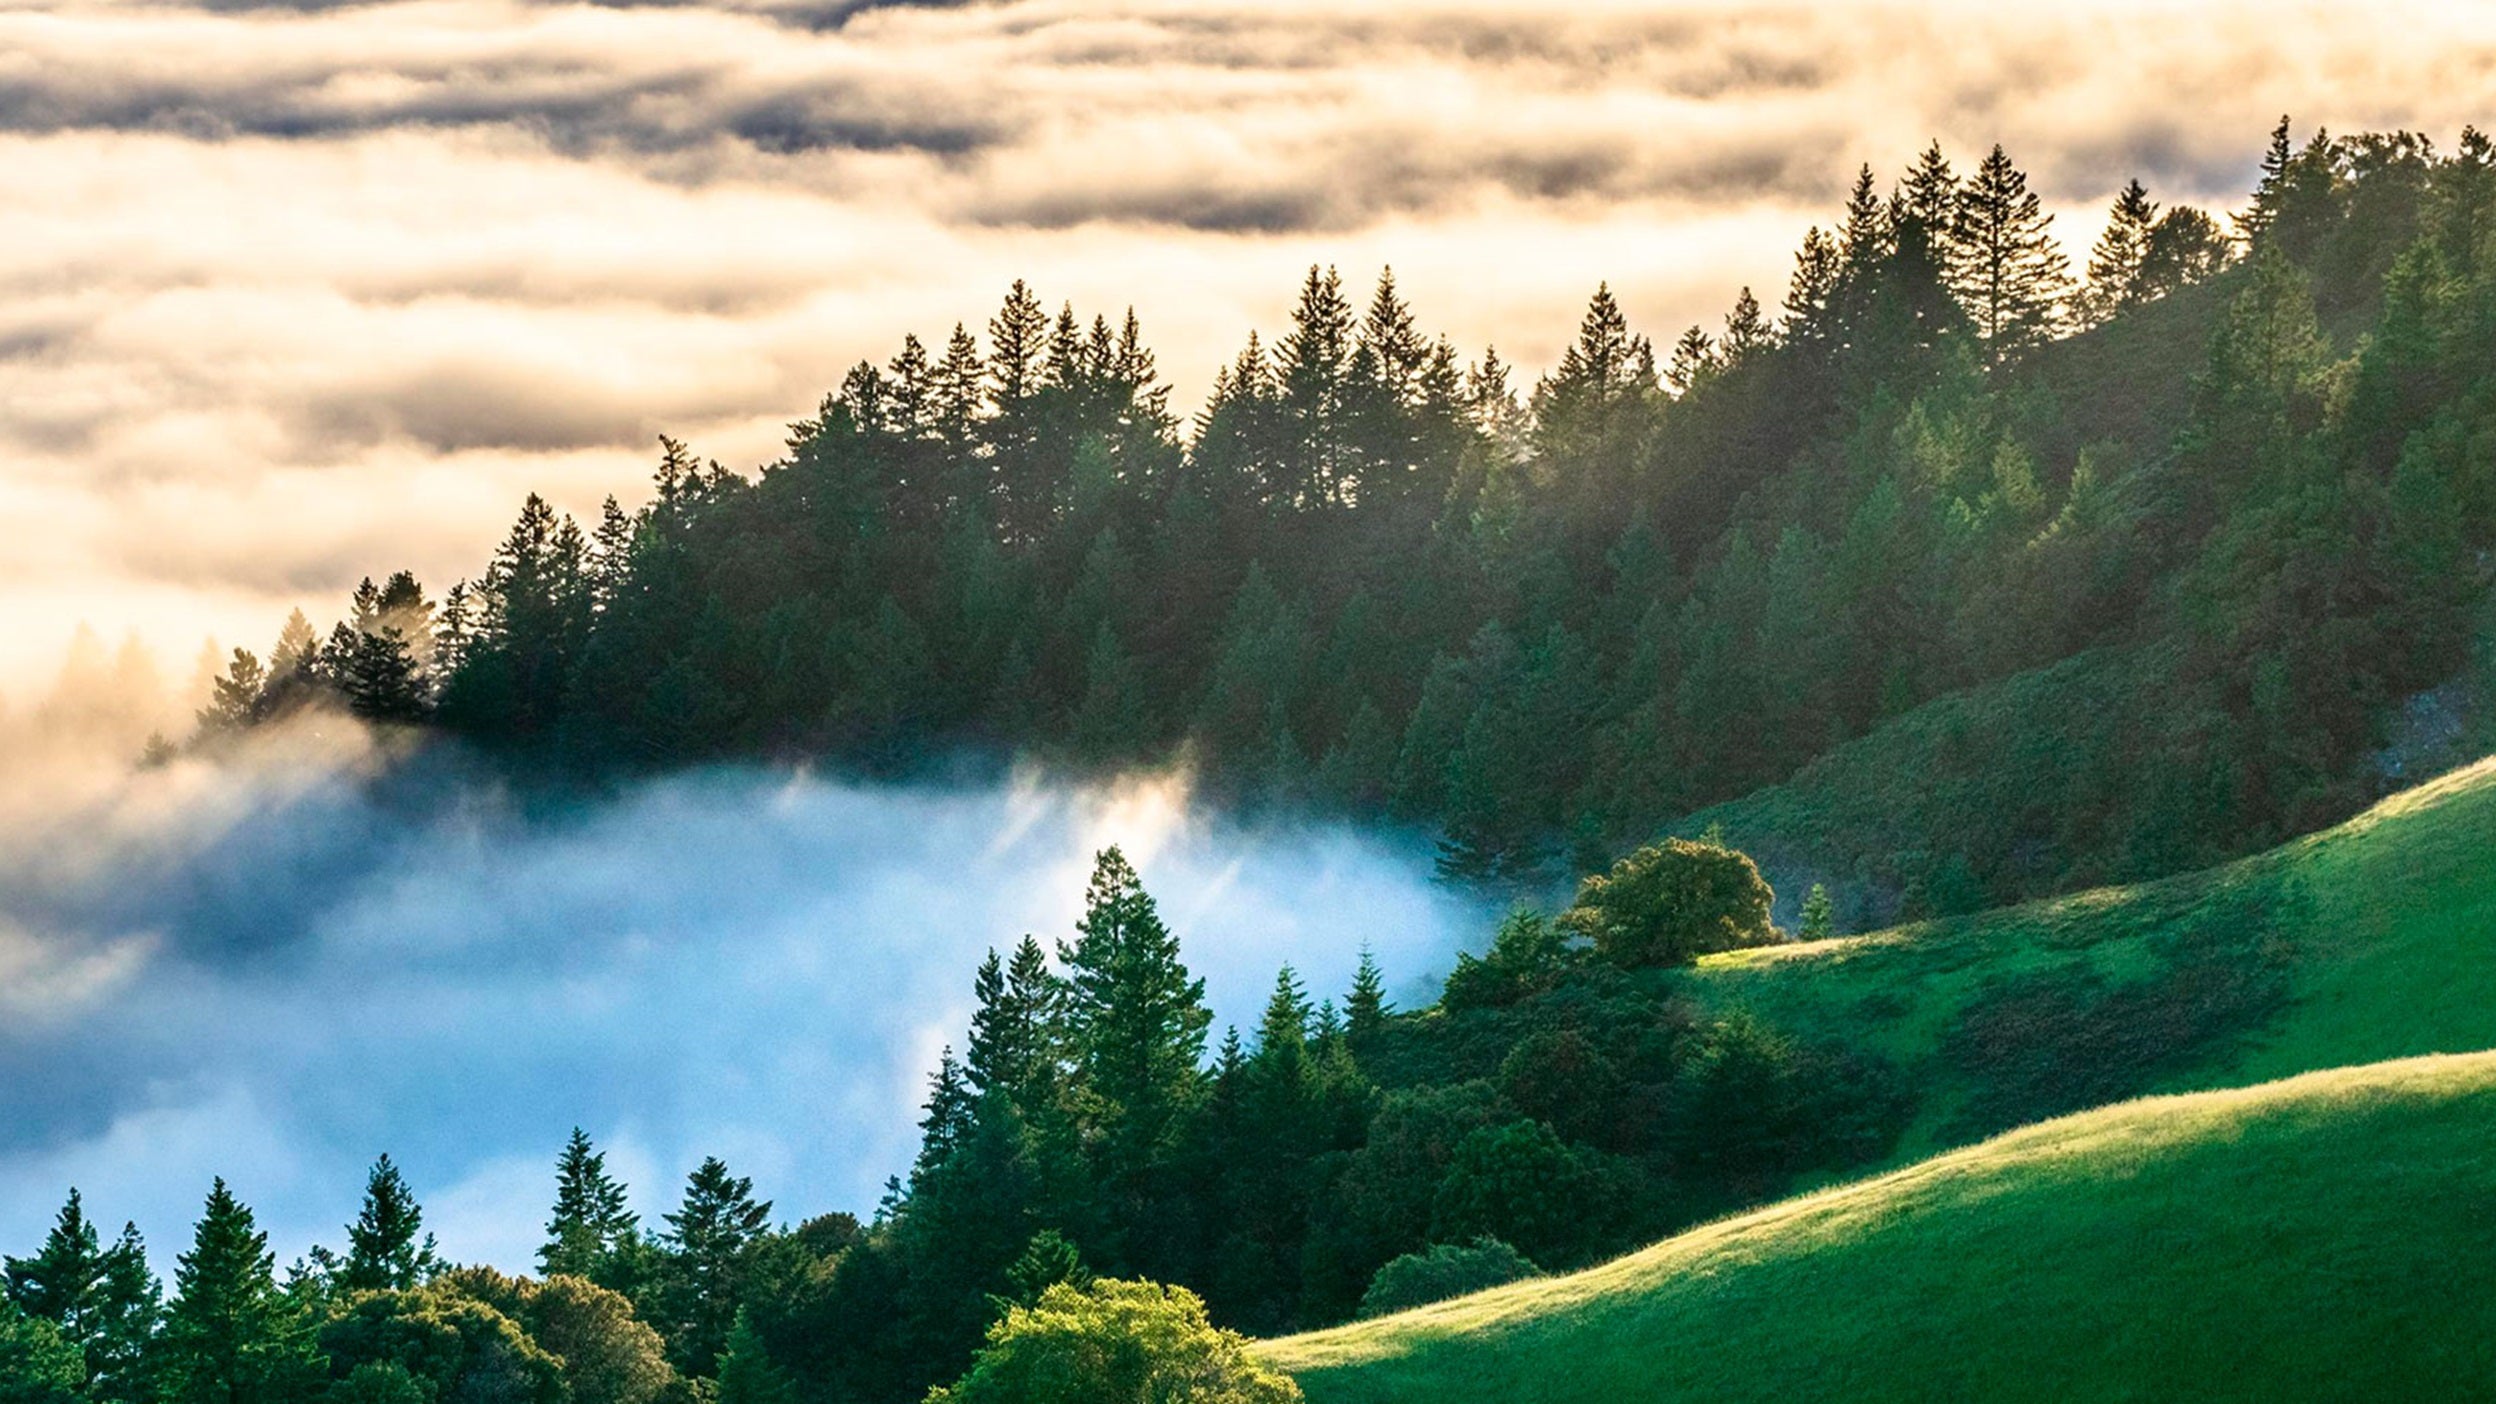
[6,837,1861,1404]
[194,122,2496,913]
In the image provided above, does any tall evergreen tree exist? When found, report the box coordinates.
[88,1225,160,1404]
[1058,848,1212,1192]
[658,1158,774,1378]
[1949,144,2072,364]
[965,937,1063,1110]
[541,1129,640,1284]
[1275,265,1358,509]
[2079,178,2160,326]
[4,1190,106,1355]
[714,1307,797,1404]
[341,1155,440,1294]
[1344,946,1390,1042]
[159,1180,317,1404]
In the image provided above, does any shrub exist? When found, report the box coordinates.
[1356,1239,1543,1319]
[1561,838,1776,967]
[925,1279,1300,1404]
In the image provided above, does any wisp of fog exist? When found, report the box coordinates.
[0,725,1487,1276]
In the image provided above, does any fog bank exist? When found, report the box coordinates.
[0,731,1486,1274]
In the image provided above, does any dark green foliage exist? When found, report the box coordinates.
[4,1191,105,1363]
[159,1180,321,1404]
[318,1285,565,1404]
[713,1309,796,1404]
[542,1128,642,1289]
[1427,1121,1601,1266]
[656,1158,774,1378]
[1355,1239,1540,1320]
[1561,839,1776,968]
[1439,910,1573,1010]
[0,1297,83,1404]
[342,1155,442,1294]
[924,1279,1301,1404]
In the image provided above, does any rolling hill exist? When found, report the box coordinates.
[1266,1051,2496,1402]
[1266,754,2496,1401]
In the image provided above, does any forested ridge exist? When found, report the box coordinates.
[199,120,2496,917]
[76,118,2496,1401]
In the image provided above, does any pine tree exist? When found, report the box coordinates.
[965,937,1062,1110]
[4,1191,106,1367]
[1719,287,1774,366]
[714,1308,797,1404]
[1781,226,1841,347]
[1058,847,1211,1185]
[1838,163,1890,277]
[1344,946,1390,1041]
[261,609,326,716]
[2079,178,2159,326]
[1799,882,1837,941]
[159,1180,315,1404]
[659,1158,774,1378]
[1275,265,1357,508]
[1253,966,1311,1067]
[2235,115,2297,243]
[1949,144,2071,364]
[194,649,267,734]
[910,1048,977,1186]
[541,1128,640,1284]
[341,1154,440,1294]
[87,1225,159,1404]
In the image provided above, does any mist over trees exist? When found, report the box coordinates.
[7,830,1873,1403]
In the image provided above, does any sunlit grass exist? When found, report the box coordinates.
[1268,1051,2496,1401]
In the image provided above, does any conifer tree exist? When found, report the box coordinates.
[159,1180,316,1404]
[1800,882,1837,942]
[714,1308,797,1404]
[911,1049,978,1186]
[1949,144,2071,364]
[4,1190,106,1352]
[195,649,267,734]
[341,1155,441,1294]
[2235,115,2297,243]
[1719,287,1774,366]
[541,1129,640,1284]
[1344,946,1390,1041]
[658,1158,774,1378]
[88,1225,160,1404]
[2079,179,2159,326]
[1058,848,1211,1185]
[966,938,1063,1110]
[1275,265,1357,508]
[1781,226,1841,347]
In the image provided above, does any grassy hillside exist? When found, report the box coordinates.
[1266,1052,2496,1402]
[1685,753,2496,1160]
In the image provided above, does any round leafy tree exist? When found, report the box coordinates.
[1428,1121,1599,1266]
[926,1278,1301,1404]
[1356,1238,1542,1319]
[1560,838,1776,967]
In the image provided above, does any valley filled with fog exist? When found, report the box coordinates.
[0,722,1485,1274]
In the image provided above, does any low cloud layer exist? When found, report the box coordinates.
[9,1,2496,695]
[0,725,1488,1273]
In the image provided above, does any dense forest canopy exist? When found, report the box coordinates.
[195,121,2496,921]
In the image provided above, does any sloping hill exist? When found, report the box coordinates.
[1686,753,2496,1159]
[1266,1052,2496,1402]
